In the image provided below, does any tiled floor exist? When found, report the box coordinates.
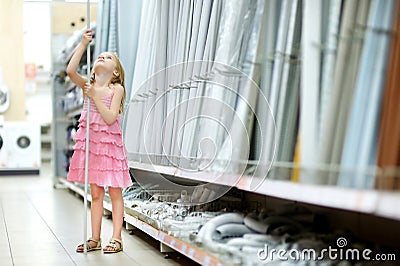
[0,164,197,266]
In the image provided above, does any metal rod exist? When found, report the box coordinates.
[83,0,91,254]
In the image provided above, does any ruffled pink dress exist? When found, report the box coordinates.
[67,90,133,188]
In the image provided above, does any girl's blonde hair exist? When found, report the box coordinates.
[90,52,126,113]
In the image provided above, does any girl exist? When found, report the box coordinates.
[67,29,132,254]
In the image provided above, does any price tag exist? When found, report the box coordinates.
[170,239,176,247]
[203,256,211,266]
[143,226,149,234]
[181,244,187,253]
[188,248,195,258]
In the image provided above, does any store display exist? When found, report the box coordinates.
[124,0,272,177]
[338,0,395,188]
[318,0,342,145]
[52,0,400,265]
[299,0,322,184]
[265,0,301,181]
[94,0,115,56]
[62,86,84,112]
[318,0,371,185]
[123,190,399,266]
[117,0,142,107]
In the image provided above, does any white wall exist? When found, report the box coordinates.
[23,2,52,125]
[24,2,51,71]
[22,1,97,125]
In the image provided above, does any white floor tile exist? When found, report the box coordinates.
[0,163,197,265]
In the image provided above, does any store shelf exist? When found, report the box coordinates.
[66,106,83,118]
[129,161,400,221]
[58,178,113,212]
[41,134,52,143]
[59,177,225,266]
[158,231,224,266]
[41,151,52,161]
[124,213,224,266]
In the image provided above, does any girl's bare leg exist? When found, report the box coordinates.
[90,184,105,242]
[76,184,104,251]
[104,187,124,251]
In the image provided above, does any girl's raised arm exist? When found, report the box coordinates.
[66,29,93,89]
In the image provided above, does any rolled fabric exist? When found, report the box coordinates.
[196,212,244,244]
[244,214,268,233]
[214,223,255,240]
[263,215,304,233]
[244,214,304,234]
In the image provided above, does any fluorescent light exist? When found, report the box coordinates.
[65,0,98,2]
[24,0,98,2]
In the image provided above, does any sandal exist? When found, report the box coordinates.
[76,238,102,253]
[103,238,123,254]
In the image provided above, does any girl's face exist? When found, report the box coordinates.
[94,52,117,72]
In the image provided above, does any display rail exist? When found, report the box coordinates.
[58,177,225,266]
[66,107,83,118]
[124,215,224,266]
[129,161,400,221]
[58,178,113,212]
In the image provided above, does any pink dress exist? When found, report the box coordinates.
[67,90,133,188]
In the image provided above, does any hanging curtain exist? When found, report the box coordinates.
[125,1,263,177]
[117,0,143,104]
[252,0,280,181]
[213,0,266,175]
[255,0,301,182]
[376,0,400,190]
[338,0,395,188]
[298,0,322,183]
[317,0,371,185]
[94,0,106,57]
[121,0,399,191]
[124,0,158,162]
[271,0,301,181]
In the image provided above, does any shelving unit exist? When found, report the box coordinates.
[58,178,113,213]
[52,1,400,265]
[59,177,226,265]
[57,162,400,265]
[41,123,52,162]
[52,61,71,180]
[51,26,95,181]
[129,161,400,221]
[126,216,224,266]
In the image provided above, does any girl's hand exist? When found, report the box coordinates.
[81,29,93,47]
[83,82,96,99]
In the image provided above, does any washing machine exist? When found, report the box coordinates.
[0,123,7,168]
[3,121,41,174]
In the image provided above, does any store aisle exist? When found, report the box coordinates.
[0,164,196,266]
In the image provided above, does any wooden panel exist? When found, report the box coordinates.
[0,0,26,120]
[51,2,97,35]
[376,0,400,190]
